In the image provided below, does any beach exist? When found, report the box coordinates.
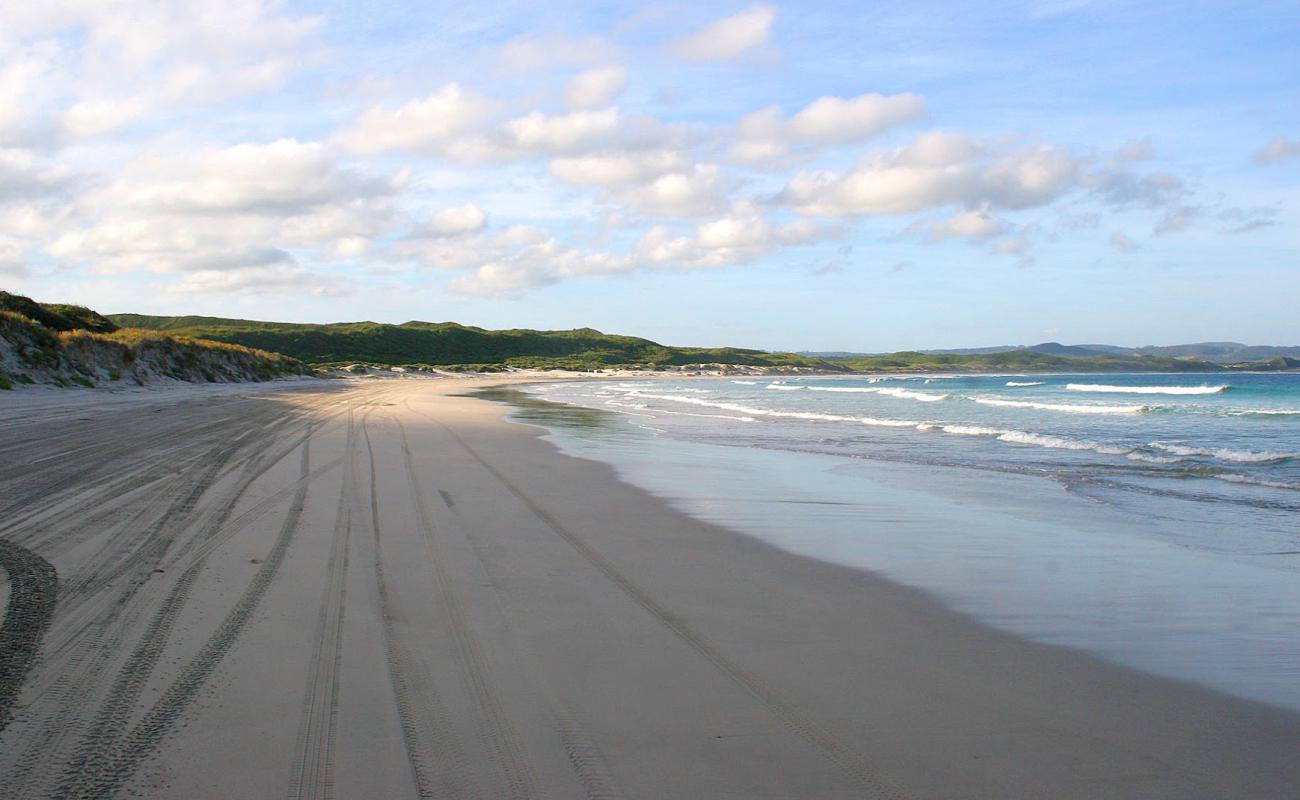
[1,376,1297,799]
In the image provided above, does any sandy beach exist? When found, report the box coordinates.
[1,376,1297,799]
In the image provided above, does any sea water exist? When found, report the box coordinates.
[483,373,1300,710]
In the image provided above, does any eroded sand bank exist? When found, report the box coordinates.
[1,377,1297,799]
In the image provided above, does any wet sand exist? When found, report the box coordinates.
[0,376,1297,799]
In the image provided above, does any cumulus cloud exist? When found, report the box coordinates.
[1253,136,1300,165]
[171,261,349,296]
[85,139,392,216]
[338,88,676,163]
[920,208,1008,241]
[548,150,689,187]
[427,203,488,237]
[402,203,835,296]
[669,5,776,62]
[614,163,729,217]
[733,92,925,164]
[337,83,495,156]
[46,138,400,277]
[0,148,73,202]
[0,235,31,278]
[6,0,320,143]
[506,108,622,154]
[779,131,1183,222]
[565,66,627,110]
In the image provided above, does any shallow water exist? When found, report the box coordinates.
[479,374,1300,711]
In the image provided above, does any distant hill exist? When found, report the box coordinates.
[806,341,1300,363]
[107,314,844,372]
[106,313,1299,373]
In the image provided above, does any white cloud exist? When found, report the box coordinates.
[1253,136,1300,165]
[669,5,776,62]
[507,108,622,154]
[171,261,349,296]
[57,96,149,139]
[548,150,689,187]
[89,139,391,216]
[0,235,30,278]
[45,138,400,279]
[565,66,627,110]
[923,208,1007,241]
[338,83,495,156]
[788,93,926,145]
[615,163,728,217]
[5,0,320,143]
[428,203,488,237]
[0,148,72,202]
[780,132,1080,217]
[732,92,926,164]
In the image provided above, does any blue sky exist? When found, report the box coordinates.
[2,0,1296,350]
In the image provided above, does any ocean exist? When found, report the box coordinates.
[482,372,1300,710]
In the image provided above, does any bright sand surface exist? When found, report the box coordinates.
[0,376,1297,799]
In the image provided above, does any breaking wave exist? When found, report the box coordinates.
[971,397,1148,414]
[1067,383,1228,395]
[1151,443,1295,464]
[1006,381,1045,387]
[807,386,949,402]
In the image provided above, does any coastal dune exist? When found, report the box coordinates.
[0,377,1296,799]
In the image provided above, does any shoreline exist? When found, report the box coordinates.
[2,376,1297,798]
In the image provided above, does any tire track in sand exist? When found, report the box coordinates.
[60,436,316,800]
[0,540,58,733]
[415,404,911,800]
[395,418,550,800]
[285,406,355,800]
[362,412,487,800]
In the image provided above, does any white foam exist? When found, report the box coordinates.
[996,431,1132,455]
[1006,380,1045,387]
[626,391,920,428]
[1216,474,1300,491]
[731,380,759,385]
[1151,443,1295,464]
[971,396,1148,414]
[1227,408,1300,417]
[940,424,1010,437]
[766,384,805,391]
[1127,452,1182,464]
[805,386,949,402]
[1067,383,1228,395]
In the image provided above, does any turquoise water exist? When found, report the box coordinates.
[485,372,1300,710]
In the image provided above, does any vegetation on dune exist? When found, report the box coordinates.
[1,295,308,389]
[106,313,1297,373]
[105,315,844,372]
[1,291,119,333]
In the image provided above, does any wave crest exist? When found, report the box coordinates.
[1067,383,1228,395]
[971,397,1148,414]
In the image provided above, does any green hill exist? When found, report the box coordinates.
[106,315,843,371]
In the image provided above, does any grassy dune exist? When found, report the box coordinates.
[0,295,308,389]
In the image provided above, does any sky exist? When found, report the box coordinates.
[1,0,1297,351]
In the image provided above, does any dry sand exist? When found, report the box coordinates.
[0,376,1297,799]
